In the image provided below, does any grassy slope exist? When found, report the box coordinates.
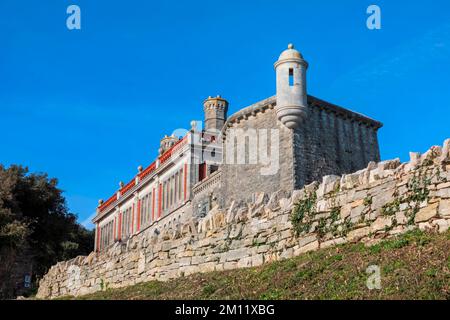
[64,229,450,300]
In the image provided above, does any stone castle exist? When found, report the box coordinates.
[37,45,450,299]
[92,44,382,252]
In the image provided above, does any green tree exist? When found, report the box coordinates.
[0,165,94,299]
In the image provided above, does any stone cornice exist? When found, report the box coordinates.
[222,95,383,132]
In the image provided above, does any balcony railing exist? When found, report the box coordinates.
[192,170,221,197]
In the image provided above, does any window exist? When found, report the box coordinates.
[289,68,294,87]
[141,195,146,226]
[170,177,173,208]
[174,173,178,204]
[164,181,168,211]
[199,163,207,181]
[178,169,183,201]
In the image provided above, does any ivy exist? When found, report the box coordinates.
[290,191,317,237]
[290,189,344,240]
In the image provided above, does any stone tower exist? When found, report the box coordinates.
[274,44,309,129]
[203,95,229,132]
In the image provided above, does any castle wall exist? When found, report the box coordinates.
[37,140,450,299]
[293,105,381,189]
[220,106,295,207]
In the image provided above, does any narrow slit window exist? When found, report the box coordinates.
[289,68,294,87]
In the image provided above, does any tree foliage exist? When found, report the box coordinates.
[0,165,94,298]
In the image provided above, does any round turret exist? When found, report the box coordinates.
[203,95,229,132]
[274,44,309,129]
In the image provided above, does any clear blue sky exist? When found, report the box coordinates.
[1,0,449,229]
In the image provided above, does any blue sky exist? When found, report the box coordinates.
[1,0,449,229]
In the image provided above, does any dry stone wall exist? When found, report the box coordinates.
[37,139,450,299]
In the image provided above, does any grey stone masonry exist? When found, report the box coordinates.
[219,94,381,206]
[37,139,450,299]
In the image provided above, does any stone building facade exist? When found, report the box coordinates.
[92,44,382,253]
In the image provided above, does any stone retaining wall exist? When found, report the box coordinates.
[36,139,450,299]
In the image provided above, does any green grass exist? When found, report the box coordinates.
[59,229,450,300]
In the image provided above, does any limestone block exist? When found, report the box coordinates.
[256,245,270,254]
[254,192,268,206]
[415,202,439,223]
[440,138,450,163]
[351,198,365,208]
[304,181,319,194]
[215,264,224,272]
[292,189,305,204]
[316,199,328,212]
[436,188,450,199]
[370,216,392,233]
[279,197,293,213]
[279,248,294,260]
[358,168,370,185]
[437,182,450,190]
[237,257,252,268]
[198,262,216,273]
[395,211,408,225]
[431,219,449,233]
[350,205,365,219]
[252,254,264,267]
[340,173,360,190]
[371,189,396,210]
[298,234,317,247]
[294,240,319,255]
[251,204,266,218]
[410,152,421,166]
[317,175,340,198]
[347,227,371,242]
[378,158,401,171]
[418,222,433,231]
[226,201,237,223]
[420,146,442,166]
[399,203,409,211]
[235,207,249,222]
[265,190,283,211]
[320,237,346,249]
[137,252,146,275]
[340,204,351,219]
[180,265,200,276]
[223,262,237,270]
[439,200,450,217]
[223,248,248,262]
[178,257,192,267]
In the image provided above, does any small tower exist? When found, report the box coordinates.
[203,95,229,132]
[274,44,309,129]
[159,134,179,155]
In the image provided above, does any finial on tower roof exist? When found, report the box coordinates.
[288,43,294,49]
